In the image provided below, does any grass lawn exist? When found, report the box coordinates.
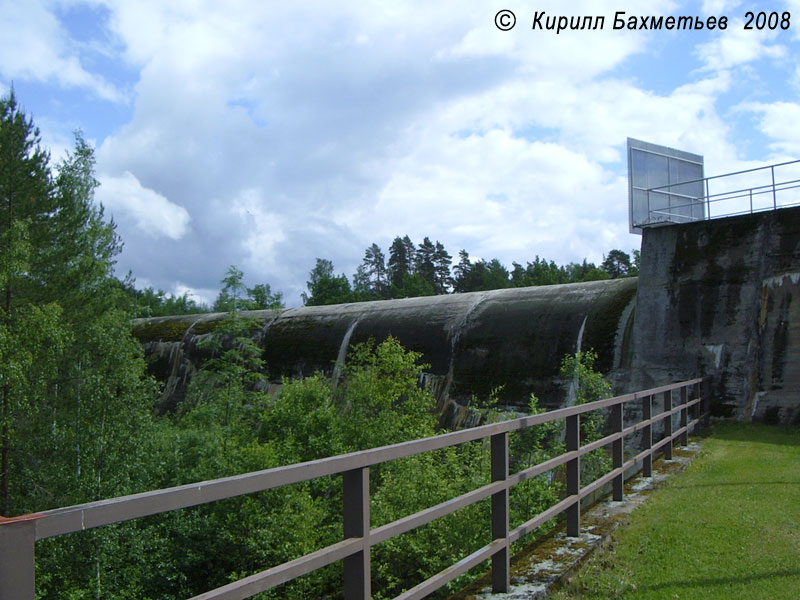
[551,421,800,600]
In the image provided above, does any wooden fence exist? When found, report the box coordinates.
[0,378,709,600]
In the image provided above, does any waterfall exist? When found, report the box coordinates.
[564,315,589,409]
[575,314,588,354]
[332,318,360,387]
[441,292,490,401]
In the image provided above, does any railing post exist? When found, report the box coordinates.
[490,432,509,593]
[772,165,777,209]
[611,402,624,501]
[680,386,689,447]
[0,516,37,600]
[663,390,673,460]
[566,414,581,537]
[642,394,653,477]
[343,467,370,600]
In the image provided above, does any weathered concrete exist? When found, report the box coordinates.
[628,205,800,424]
[133,278,638,420]
[133,206,800,426]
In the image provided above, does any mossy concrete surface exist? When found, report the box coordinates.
[131,279,638,416]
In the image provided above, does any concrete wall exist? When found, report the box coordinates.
[628,206,800,424]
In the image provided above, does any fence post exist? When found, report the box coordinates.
[680,386,689,447]
[0,515,37,600]
[772,165,777,209]
[642,394,653,477]
[663,390,673,460]
[490,432,509,592]
[343,467,370,600]
[611,402,624,501]
[566,414,581,537]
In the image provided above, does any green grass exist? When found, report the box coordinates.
[552,422,800,600]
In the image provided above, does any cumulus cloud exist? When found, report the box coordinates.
[7,0,799,305]
[0,0,122,101]
[738,101,800,157]
[696,16,786,71]
[96,171,191,240]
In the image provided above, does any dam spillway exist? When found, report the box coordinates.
[133,277,638,422]
[133,206,800,426]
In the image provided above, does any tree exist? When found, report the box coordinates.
[453,250,472,292]
[414,236,437,289]
[213,266,284,312]
[565,259,607,283]
[0,89,64,515]
[248,282,284,310]
[388,235,413,291]
[454,256,510,292]
[213,265,248,312]
[361,243,388,298]
[0,90,159,525]
[432,241,452,294]
[516,256,568,287]
[302,258,353,306]
[601,249,633,279]
[129,284,208,317]
[630,249,641,276]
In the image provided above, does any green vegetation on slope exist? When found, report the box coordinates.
[553,422,800,600]
[0,88,618,599]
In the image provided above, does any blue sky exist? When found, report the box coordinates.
[1,0,799,306]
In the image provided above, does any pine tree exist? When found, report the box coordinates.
[432,241,452,294]
[415,236,436,290]
[388,236,412,290]
[0,90,157,523]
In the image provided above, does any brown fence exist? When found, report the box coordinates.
[0,378,709,600]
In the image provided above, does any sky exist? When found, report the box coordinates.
[1,0,799,307]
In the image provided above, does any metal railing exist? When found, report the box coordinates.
[636,159,800,228]
[0,378,709,600]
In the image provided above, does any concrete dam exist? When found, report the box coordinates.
[133,206,800,426]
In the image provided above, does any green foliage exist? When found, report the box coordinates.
[601,249,633,278]
[2,88,578,600]
[455,257,511,292]
[317,234,641,304]
[126,264,283,317]
[212,265,286,312]
[127,284,209,317]
[0,90,168,599]
[302,258,354,306]
[560,350,612,485]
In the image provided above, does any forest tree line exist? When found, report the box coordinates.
[1,89,614,598]
[130,238,639,316]
[302,238,639,306]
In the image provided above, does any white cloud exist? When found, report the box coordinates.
[739,101,800,157]
[696,17,786,71]
[96,171,191,240]
[0,0,122,101]
[701,0,741,14]
[12,0,795,305]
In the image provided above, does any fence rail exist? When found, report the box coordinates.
[0,378,710,600]
[635,159,800,228]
